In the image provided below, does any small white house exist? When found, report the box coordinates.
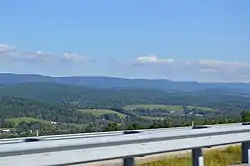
[0,129,10,133]
[51,121,58,125]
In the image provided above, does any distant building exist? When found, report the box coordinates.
[0,129,10,133]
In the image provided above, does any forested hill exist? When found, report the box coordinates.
[1,81,250,138]
[1,73,250,92]
[0,96,95,124]
[0,82,250,116]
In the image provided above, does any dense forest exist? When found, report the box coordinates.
[1,82,250,112]
[0,79,250,139]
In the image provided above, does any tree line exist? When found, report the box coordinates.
[1,95,250,139]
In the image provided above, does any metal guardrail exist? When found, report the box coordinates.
[0,125,196,144]
[0,130,124,144]
[0,123,249,166]
[0,122,242,144]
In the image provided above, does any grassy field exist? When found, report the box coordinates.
[140,146,241,166]
[141,116,165,120]
[7,117,51,126]
[123,104,184,111]
[6,117,88,132]
[187,106,215,112]
[78,109,127,118]
[123,104,215,112]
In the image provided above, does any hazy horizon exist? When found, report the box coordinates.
[1,72,250,84]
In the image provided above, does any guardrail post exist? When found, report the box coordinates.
[122,130,139,166]
[192,148,204,166]
[242,122,250,164]
[242,141,250,164]
[191,125,206,166]
[123,157,135,166]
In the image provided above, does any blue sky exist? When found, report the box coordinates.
[0,0,249,82]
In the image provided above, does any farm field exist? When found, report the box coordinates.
[78,109,127,118]
[123,104,215,112]
[123,104,184,111]
[187,106,215,111]
[6,117,88,131]
[6,117,51,126]
[141,116,165,120]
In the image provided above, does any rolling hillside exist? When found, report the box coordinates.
[1,73,250,92]
[78,109,127,118]
[0,82,250,117]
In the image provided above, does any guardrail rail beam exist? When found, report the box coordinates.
[2,123,250,166]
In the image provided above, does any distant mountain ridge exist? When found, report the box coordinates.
[0,73,250,92]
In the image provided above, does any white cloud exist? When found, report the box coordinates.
[0,44,15,52]
[0,44,85,63]
[1,45,250,82]
[63,53,85,61]
[20,50,53,62]
[199,68,218,73]
[135,55,250,71]
[136,55,175,64]
[197,59,250,71]
[133,55,250,82]
[0,44,88,76]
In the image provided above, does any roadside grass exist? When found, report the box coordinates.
[78,109,127,118]
[140,146,241,166]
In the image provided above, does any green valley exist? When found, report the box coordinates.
[0,81,250,138]
[78,109,127,118]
